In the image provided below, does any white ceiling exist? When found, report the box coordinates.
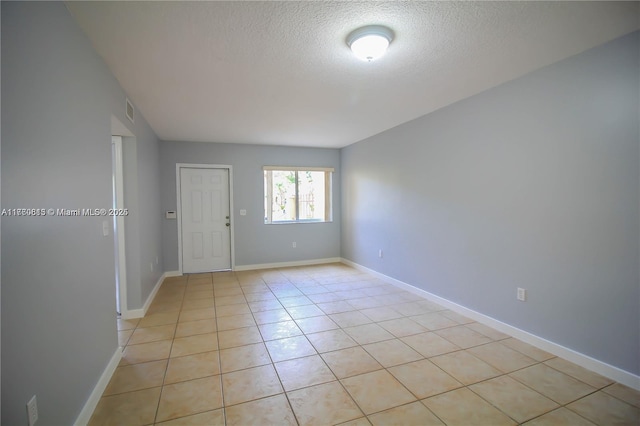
[67,1,639,148]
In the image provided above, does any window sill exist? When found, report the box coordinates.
[264,219,332,225]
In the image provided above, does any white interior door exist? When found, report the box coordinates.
[180,167,231,272]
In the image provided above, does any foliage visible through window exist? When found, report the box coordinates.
[264,167,333,223]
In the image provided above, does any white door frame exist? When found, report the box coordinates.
[176,163,235,273]
[112,136,127,315]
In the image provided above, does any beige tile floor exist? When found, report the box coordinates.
[90,263,640,425]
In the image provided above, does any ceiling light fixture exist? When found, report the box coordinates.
[346,25,394,62]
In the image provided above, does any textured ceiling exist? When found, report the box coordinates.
[66,1,639,148]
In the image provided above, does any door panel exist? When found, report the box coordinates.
[192,232,204,259]
[181,167,231,272]
[191,190,202,222]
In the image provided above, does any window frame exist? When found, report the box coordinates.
[263,166,334,224]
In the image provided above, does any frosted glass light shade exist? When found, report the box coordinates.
[347,25,393,62]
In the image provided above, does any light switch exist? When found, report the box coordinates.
[166,211,177,219]
[240,209,247,216]
[102,220,110,236]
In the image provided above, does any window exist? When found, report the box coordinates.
[264,166,333,223]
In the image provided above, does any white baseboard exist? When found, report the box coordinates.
[75,272,183,422]
[234,257,342,272]
[341,258,640,391]
[74,347,122,426]
[121,271,178,319]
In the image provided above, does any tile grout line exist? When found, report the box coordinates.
[152,273,196,425]
[288,272,396,424]
[287,273,368,425]
[258,274,307,426]
[280,279,549,424]
[212,271,238,426]
[228,272,298,422]
[96,264,638,425]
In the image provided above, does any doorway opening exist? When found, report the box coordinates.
[111,136,127,316]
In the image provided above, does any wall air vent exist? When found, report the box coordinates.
[125,98,135,124]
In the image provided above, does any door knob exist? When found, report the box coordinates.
[226,223,230,227]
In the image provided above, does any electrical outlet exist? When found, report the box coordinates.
[378,249,383,258]
[517,287,527,301]
[292,242,297,248]
[26,395,38,426]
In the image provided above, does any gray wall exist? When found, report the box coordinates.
[135,127,164,304]
[122,126,164,309]
[161,141,341,270]
[341,32,639,375]
[1,2,163,424]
